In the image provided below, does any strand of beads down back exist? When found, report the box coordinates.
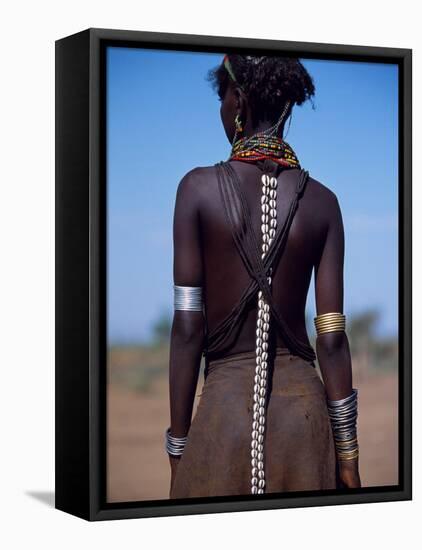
[250,172,278,494]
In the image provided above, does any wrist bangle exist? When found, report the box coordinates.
[165,427,188,457]
[327,388,359,461]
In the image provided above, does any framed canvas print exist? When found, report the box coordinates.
[55,28,412,521]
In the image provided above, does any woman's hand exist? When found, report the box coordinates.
[169,455,181,495]
[338,459,361,488]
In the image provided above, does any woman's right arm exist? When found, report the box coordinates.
[168,171,205,491]
[314,191,361,489]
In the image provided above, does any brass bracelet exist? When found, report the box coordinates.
[337,449,359,461]
[314,312,346,336]
[335,438,358,448]
[336,445,359,454]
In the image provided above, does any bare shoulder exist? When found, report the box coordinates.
[304,173,342,220]
[176,164,219,203]
[305,174,339,204]
[177,165,217,188]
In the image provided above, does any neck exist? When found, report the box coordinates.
[242,119,285,140]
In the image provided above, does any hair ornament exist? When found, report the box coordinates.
[245,55,266,65]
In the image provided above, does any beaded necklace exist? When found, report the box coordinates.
[228,100,300,169]
[230,134,300,168]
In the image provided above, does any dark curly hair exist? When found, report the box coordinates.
[206,54,315,127]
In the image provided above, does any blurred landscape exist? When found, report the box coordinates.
[107,310,398,503]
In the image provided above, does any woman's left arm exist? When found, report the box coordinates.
[314,192,361,489]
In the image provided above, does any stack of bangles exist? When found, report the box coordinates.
[314,312,359,462]
[327,389,359,461]
[165,427,188,457]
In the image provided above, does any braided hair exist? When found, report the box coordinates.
[207,55,315,127]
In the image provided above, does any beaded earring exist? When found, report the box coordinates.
[235,113,243,132]
[232,114,243,146]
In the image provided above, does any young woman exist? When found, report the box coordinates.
[166,54,361,498]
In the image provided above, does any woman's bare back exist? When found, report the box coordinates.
[175,159,342,361]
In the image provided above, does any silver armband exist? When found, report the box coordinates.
[173,284,203,311]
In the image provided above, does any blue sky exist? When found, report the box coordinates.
[107,47,398,344]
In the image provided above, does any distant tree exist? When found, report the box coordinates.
[347,310,379,356]
[150,310,172,345]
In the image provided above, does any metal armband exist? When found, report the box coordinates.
[314,312,346,336]
[173,284,203,312]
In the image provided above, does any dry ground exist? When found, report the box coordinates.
[107,367,398,503]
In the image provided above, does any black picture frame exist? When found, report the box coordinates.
[55,27,412,521]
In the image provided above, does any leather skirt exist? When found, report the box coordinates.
[170,347,337,499]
